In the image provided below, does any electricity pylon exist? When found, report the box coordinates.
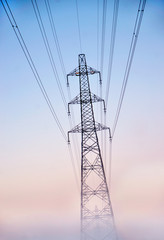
[67,54,117,240]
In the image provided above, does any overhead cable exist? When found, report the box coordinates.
[1,0,67,141]
[100,0,107,77]
[44,0,66,77]
[32,0,80,184]
[33,0,80,182]
[75,0,82,53]
[31,0,68,111]
[44,0,80,170]
[100,0,107,162]
[105,0,119,109]
[1,0,80,189]
[68,144,80,191]
[100,0,107,159]
[108,138,112,189]
[112,0,146,137]
[97,0,100,72]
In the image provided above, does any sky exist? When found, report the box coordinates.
[0,0,164,239]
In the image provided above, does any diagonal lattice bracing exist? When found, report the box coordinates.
[67,54,117,240]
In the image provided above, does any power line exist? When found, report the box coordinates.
[96,0,100,126]
[44,0,66,78]
[96,0,100,101]
[31,0,68,111]
[75,0,82,53]
[103,0,119,183]
[99,0,107,164]
[39,0,80,183]
[67,89,81,171]
[44,0,80,169]
[100,0,107,77]
[104,111,107,171]
[112,0,146,137]
[1,0,67,142]
[68,144,80,191]
[105,0,119,109]
[108,138,112,189]
[1,0,80,189]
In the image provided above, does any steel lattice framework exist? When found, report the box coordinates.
[67,54,117,240]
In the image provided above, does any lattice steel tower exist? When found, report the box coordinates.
[67,54,117,240]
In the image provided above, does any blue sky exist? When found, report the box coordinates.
[0,0,164,239]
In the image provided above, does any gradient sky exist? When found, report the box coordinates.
[0,0,164,239]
